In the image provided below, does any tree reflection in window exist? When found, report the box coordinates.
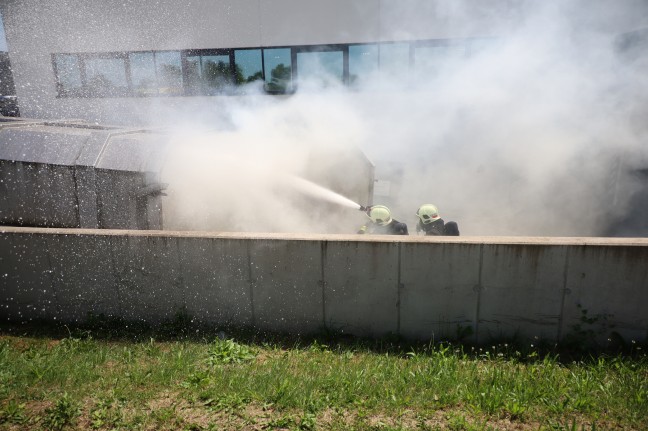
[187,54,231,95]
[156,51,183,95]
[234,49,263,88]
[263,48,292,93]
[267,64,291,92]
[203,59,231,89]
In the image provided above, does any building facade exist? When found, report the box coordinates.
[0,0,524,125]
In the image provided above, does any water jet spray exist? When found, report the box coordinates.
[287,175,363,210]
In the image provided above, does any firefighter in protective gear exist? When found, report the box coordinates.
[358,205,409,235]
[415,204,459,236]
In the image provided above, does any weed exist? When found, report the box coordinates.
[206,338,256,365]
[89,396,124,429]
[267,414,295,428]
[503,400,527,420]
[182,370,211,388]
[203,393,251,413]
[308,340,331,353]
[446,412,470,430]
[42,392,80,430]
[0,399,26,424]
[89,403,109,429]
[298,411,317,430]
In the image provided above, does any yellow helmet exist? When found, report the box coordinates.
[416,204,440,224]
[368,205,392,226]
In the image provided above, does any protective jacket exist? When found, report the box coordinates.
[416,218,460,236]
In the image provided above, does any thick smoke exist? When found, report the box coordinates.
[158,0,648,236]
[160,93,370,233]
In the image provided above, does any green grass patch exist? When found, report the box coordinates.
[0,323,646,431]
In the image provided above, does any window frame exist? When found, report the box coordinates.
[52,37,491,98]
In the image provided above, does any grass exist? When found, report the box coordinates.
[0,319,646,430]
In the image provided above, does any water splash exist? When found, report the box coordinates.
[288,176,362,210]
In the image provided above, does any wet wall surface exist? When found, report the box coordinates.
[1,227,647,344]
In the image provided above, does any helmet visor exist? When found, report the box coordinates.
[419,213,439,224]
[374,217,392,226]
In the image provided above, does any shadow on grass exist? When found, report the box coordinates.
[0,309,645,364]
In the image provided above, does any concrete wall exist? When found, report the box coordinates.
[1,226,646,344]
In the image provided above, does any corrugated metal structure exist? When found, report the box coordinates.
[0,117,374,232]
[0,117,167,229]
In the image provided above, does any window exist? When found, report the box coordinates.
[263,48,292,93]
[52,37,488,97]
[414,43,466,79]
[296,49,344,89]
[234,49,263,87]
[84,55,129,97]
[349,44,379,88]
[129,52,157,96]
[155,51,183,95]
[53,54,83,96]
[186,52,232,95]
[378,43,410,82]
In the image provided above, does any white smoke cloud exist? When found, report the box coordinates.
[154,0,648,236]
[159,91,371,233]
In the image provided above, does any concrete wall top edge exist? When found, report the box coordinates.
[2,226,648,246]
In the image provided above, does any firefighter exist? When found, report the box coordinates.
[358,205,409,235]
[415,204,460,236]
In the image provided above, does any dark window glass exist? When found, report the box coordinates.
[155,51,183,95]
[203,55,232,90]
[379,43,410,79]
[296,50,343,88]
[186,53,231,95]
[349,44,378,88]
[84,56,128,97]
[263,48,292,93]
[129,52,157,96]
[54,54,83,95]
[185,55,201,95]
[234,49,263,85]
